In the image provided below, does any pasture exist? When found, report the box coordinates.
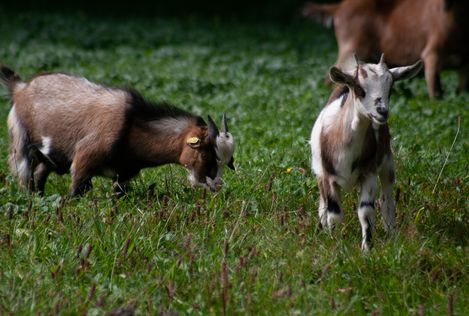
[0,11,468,315]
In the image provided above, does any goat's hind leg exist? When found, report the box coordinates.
[30,145,56,195]
[421,44,443,98]
[358,174,378,251]
[24,145,45,192]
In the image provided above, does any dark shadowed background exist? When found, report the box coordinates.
[0,0,334,20]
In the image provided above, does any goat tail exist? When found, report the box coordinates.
[301,2,339,28]
[0,64,22,94]
[7,107,31,187]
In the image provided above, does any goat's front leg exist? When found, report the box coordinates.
[69,140,102,196]
[318,178,343,229]
[379,155,396,234]
[358,174,378,251]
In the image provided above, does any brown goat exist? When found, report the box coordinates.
[0,65,235,196]
[303,0,469,98]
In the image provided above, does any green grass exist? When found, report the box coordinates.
[0,11,468,315]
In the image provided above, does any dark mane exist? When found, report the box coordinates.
[126,88,206,126]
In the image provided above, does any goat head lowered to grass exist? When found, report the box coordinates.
[0,65,235,196]
[309,55,422,251]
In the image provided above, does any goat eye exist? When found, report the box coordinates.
[201,153,207,159]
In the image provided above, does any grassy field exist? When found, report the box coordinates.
[0,11,468,315]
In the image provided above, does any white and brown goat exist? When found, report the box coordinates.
[310,55,422,250]
[0,65,235,196]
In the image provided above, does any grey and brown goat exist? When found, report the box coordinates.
[310,55,422,250]
[0,65,235,196]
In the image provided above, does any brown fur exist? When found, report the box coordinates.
[320,96,347,176]
[3,69,221,196]
[355,124,391,175]
[326,84,349,106]
[320,88,391,180]
[303,0,469,98]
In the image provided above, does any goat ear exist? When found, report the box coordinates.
[329,66,366,97]
[390,60,423,81]
[186,136,201,148]
[207,115,219,144]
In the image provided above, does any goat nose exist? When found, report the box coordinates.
[377,107,388,117]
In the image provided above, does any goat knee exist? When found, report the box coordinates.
[326,197,343,228]
[70,160,94,196]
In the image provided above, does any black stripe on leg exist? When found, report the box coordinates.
[359,201,375,209]
[327,197,341,214]
[365,217,373,245]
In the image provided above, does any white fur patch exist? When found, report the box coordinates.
[40,136,52,155]
[327,212,344,228]
[15,82,27,91]
[7,105,30,185]
[17,159,29,185]
[310,95,344,178]
[187,171,198,187]
[187,170,221,192]
[8,104,20,129]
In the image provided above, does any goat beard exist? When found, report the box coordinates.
[187,171,222,192]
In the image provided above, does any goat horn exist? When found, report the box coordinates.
[221,113,228,133]
[353,53,362,65]
[207,115,219,143]
[379,53,385,65]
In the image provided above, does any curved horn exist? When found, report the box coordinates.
[207,115,219,143]
[221,113,228,133]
